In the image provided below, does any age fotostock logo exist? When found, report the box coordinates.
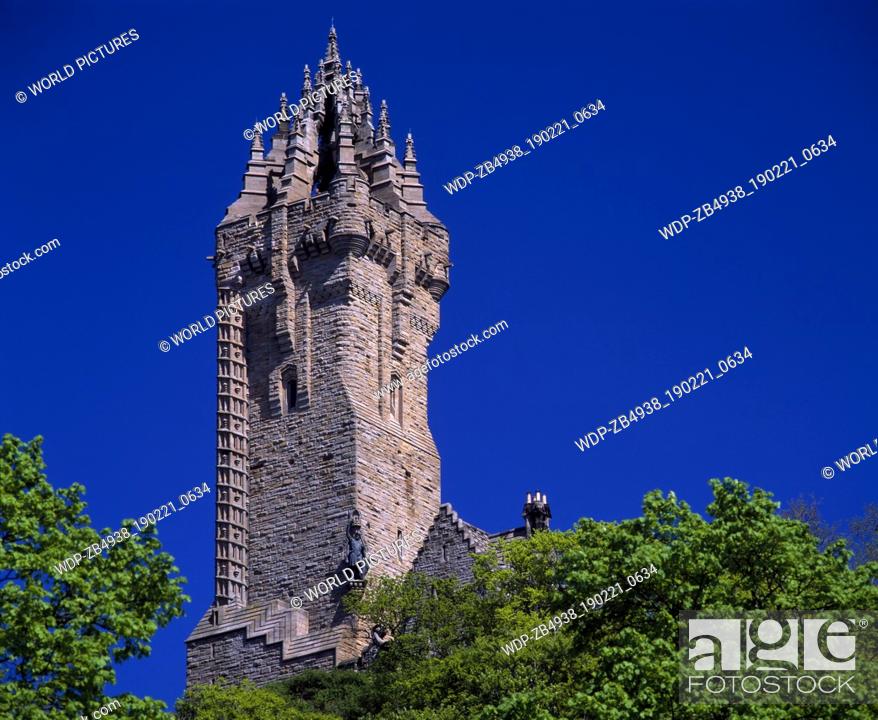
[680,612,877,704]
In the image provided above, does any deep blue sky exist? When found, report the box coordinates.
[2,0,876,709]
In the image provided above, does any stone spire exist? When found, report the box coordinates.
[361,86,374,133]
[277,93,290,137]
[401,132,429,220]
[267,93,290,162]
[301,65,312,97]
[324,22,341,68]
[344,60,355,99]
[280,111,312,202]
[370,100,400,205]
[404,132,416,164]
[250,124,263,158]
[377,100,392,143]
[337,96,357,177]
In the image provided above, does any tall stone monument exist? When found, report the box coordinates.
[186,25,450,685]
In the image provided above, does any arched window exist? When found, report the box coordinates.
[396,530,403,561]
[282,366,297,413]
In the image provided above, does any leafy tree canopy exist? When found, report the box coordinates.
[186,477,878,718]
[176,680,340,720]
[0,434,187,720]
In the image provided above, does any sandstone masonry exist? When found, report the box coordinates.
[186,26,551,688]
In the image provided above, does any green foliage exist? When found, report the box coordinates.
[0,434,188,720]
[181,477,878,719]
[270,669,376,719]
[849,503,878,566]
[176,680,340,720]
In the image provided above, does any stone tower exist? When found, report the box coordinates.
[186,26,450,686]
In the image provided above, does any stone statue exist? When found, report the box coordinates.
[371,624,394,648]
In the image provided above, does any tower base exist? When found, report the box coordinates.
[185,600,368,687]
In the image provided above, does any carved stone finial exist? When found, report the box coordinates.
[377,99,391,140]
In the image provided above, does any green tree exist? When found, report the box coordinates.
[269,669,376,719]
[343,479,878,719]
[176,680,341,720]
[848,503,878,567]
[0,434,187,720]
[781,493,837,550]
[181,478,878,719]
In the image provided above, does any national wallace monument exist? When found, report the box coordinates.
[185,26,550,686]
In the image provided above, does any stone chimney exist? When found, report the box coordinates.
[523,491,552,537]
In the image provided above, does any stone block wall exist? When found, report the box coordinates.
[413,503,490,584]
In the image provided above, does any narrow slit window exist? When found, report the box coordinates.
[389,373,402,421]
[282,366,297,413]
